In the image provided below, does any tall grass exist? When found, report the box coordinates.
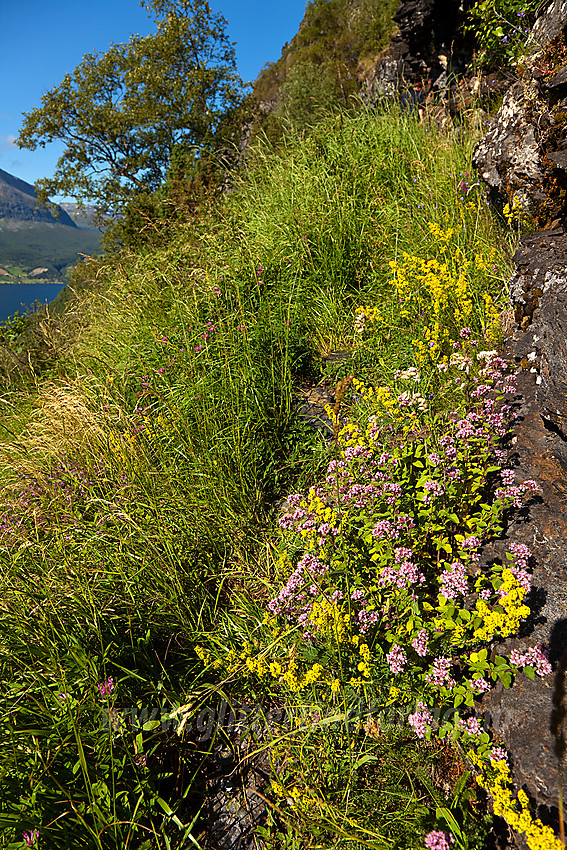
[0,102,515,847]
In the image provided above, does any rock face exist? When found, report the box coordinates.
[363,0,474,101]
[480,226,567,819]
[473,2,567,225]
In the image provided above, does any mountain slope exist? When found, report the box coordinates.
[0,168,77,227]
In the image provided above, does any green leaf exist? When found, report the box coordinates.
[436,807,464,841]
[354,754,379,769]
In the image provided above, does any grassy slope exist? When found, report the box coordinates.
[0,105,515,849]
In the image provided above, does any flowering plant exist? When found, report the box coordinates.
[201,331,546,762]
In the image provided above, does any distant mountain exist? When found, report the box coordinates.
[59,202,100,230]
[0,169,101,281]
[0,168,77,227]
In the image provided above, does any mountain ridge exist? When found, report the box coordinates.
[0,167,77,227]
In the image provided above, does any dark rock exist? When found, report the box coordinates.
[481,227,567,817]
[294,385,335,438]
[546,64,567,88]
[508,226,567,325]
[473,81,545,197]
[363,0,474,102]
[473,3,567,224]
[547,150,567,168]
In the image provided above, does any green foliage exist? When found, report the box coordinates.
[275,61,342,135]
[465,0,542,68]
[17,0,246,213]
[252,0,398,139]
[0,103,521,848]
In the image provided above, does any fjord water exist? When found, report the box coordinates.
[0,283,65,322]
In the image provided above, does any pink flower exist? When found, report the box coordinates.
[409,701,433,738]
[490,746,508,763]
[426,657,455,689]
[425,830,454,850]
[510,644,552,677]
[412,629,429,657]
[23,830,39,847]
[98,677,114,698]
[439,562,469,600]
[386,645,407,674]
[458,716,483,736]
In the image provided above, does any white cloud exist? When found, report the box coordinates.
[0,134,17,153]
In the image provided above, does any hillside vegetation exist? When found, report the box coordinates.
[0,101,538,849]
[0,1,563,848]
[252,0,398,139]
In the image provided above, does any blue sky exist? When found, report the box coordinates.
[0,0,306,200]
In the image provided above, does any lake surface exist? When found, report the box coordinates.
[0,283,66,323]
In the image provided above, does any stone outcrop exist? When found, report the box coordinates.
[479,226,567,822]
[363,0,475,101]
[473,2,567,225]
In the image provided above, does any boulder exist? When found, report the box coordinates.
[473,2,567,224]
[363,0,474,101]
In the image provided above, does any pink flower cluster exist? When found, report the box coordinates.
[379,561,425,589]
[506,541,532,593]
[439,561,469,600]
[494,478,539,508]
[424,831,454,850]
[412,629,429,657]
[426,656,455,689]
[387,644,407,674]
[408,701,433,738]
[268,552,327,620]
[98,677,114,698]
[471,676,491,693]
[458,716,483,736]
[490,745,508,762]
[509,644,552,677]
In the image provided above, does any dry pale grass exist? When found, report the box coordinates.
[0,380,113,484]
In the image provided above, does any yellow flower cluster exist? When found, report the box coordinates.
[346,380,400,428]
[194,644,223,670]
[355,305,381,322]
[388,223,500,363]
[472,756,563,850]
[108,430,135,466]
[357,641,371,678]
[503,197,523,225]
[482,293,501,342]
[309,597,350,644]
[473,570,530,641]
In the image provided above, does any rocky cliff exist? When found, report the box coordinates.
[471,0,567,828]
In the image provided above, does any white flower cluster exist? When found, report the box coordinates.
[398,391,428,411]
[395,366,421,382]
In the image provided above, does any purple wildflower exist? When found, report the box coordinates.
[98,677,114,698]
[425,831,454,850]
[408,701,433,738]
